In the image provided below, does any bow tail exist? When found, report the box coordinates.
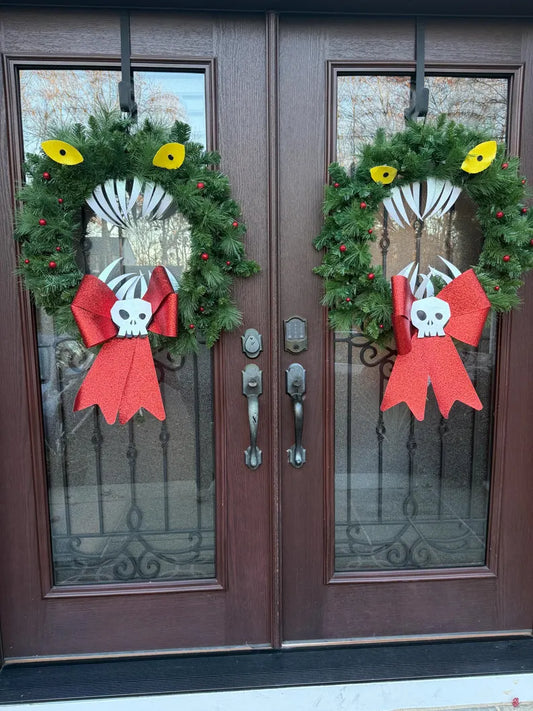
[74,338,165,424]
[425,336,482,418]
[118,338,165,424]
[380,344,431,421]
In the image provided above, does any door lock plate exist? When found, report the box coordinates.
[284,316,308,354]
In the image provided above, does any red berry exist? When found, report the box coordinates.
[503,255,510,262]
[368,272,375,280]
[494,285,500,291]
[333,182,340,188]
[345,297,351,302]
[360,201,367,209]
[58,198,63,204]
[24,258,30,264]
[48,261,57,269]
[55,246,61,252]
[42,172,51,180]
[368,228,373,234]
[189,324,195,329]
[232,221,239,228]
[39,218,47,226]
[199,306,205,312]
[502,163,509,169]
[496,211,504,219]
[201,252,209,261]
[521,207,528,214]
[379,324,384,329]
[339,244,347,253]
[522,179,526,185]
[226,260,231,266]
[530,239,533,246]
[197,182,205,189]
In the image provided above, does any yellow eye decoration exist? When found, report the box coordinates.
[152,142,186,170]
[41,140,84,165]
[461,140,497,174]
[370,165,398,185]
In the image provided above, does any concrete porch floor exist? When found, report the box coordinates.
[1,674,532,711]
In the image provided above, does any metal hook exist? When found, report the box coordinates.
[118,11,138,120]
[405,19,429,121]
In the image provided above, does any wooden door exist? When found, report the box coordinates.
[0,9,273,659]
[279,16,533,643]
[1,9,533,662]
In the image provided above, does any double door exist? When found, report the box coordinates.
[0,9,532,660]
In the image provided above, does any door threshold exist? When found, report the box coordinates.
[282,629,533,648]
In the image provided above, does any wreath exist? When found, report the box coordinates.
[314,116,533,344]
[15,111,259,356]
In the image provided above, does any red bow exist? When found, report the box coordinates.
[381,269,490,421]
[71,267,178,424]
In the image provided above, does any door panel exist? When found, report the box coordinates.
[279,15,533,642]
[1,9,532,661]
[0,9,272,658]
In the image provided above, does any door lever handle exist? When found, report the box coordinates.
[286,363,306,468]
[242,364,262,469]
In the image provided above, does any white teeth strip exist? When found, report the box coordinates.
[428,266,453,284]
[127,177,143,213]
[390,186,411,226]
[98,257,123,283]
[154,192,175,220]
[437,185,462,218]
[138,273,148,297]
[439,255,462,278]
[87,192,122,229]
[141,183,156,217]
[409,263,419,294]
[117,275,141,300]
[383,196,405,228]
[400,182,422,219]
[115,180,130,222]
[398,261,416,278]
[107,272,135,291]
[103,180,129,226]
[423,177,444,217]
[425,180,454,219]
[144,184,166,218]
[414,274,434,299]
[165,267,180,292]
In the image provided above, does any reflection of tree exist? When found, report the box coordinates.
[20,69,187,154]
[337,75,508,168]
[85,204,192,276]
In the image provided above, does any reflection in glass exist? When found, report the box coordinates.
[20,68,215,584]
[334,75,508,571]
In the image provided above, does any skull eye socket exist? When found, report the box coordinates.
[119,309,130,320]
[435,313,443,320]
[138,313,147,320]
[416,310,427,321]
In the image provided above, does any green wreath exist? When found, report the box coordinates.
[314,116,533,343]
[15,112,259,355]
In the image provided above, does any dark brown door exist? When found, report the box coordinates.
[279,16,533,643]
[0,10,274,659]
[0,9,532,661]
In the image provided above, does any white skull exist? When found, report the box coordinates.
[410,296,450,338]
[110,298,153,338]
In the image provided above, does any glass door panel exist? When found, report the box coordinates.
[20,68,216,585]
[334,74,509,572]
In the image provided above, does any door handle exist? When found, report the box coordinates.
[286,363,306,468]
[242,364,262,469]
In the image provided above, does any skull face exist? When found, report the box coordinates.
[410,296,450,338]
[110,298,153,338]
